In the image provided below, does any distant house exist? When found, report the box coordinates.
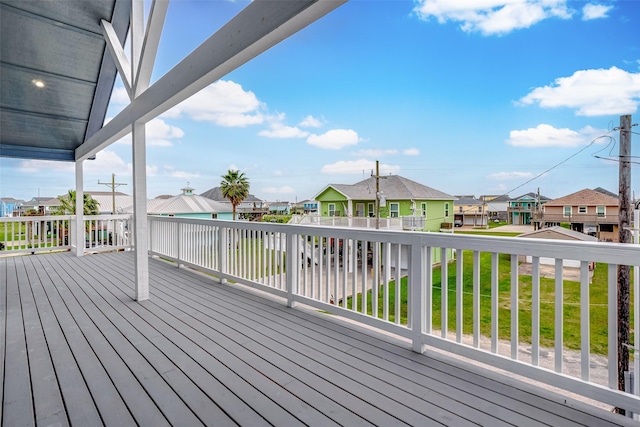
[200,186,267,221]
[268,201,291,215]
[540,188,619,241]
[453,196,486,227]
[14,196,60,216]
[314,175,455,232]
[508,192,551,226]
[0,197,23,217]
[480,194,509,222]
[141,186,233,219]
[301,200,318,213]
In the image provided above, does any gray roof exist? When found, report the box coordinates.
[512,192,551,201]
[0,0,129,161]
[319,175,454,201]
[518,226,598,242]
[593,187,618,198]
[454,197,483,205]
[200,187,263,203]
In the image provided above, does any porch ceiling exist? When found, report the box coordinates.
[0,0,129,161]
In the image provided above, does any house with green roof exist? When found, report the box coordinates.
[313,175,455,232]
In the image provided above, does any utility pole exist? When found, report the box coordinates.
[617,114,632,409]
[98,173,127,214]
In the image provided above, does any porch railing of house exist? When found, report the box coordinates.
[147,215,640,414]
[0,215,132,255]
[293,213,404,230]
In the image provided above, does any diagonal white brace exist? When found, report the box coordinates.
[134,0,169,97]
[101,19,132,99]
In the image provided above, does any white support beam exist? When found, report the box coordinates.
[132,121,149,300]
[134,0,169,97]
[77,0,347,161]
[101,19,132,98]
[74,161,84,257]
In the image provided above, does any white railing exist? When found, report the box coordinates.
[295,214,404,230]
[0,214,132,255]
[147,216,640,414]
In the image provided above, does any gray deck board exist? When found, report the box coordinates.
[1,251,635,427]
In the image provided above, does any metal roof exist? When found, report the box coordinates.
[317,175,455,201]
[0,0,129,161]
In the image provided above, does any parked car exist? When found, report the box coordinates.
[454,219,463,227]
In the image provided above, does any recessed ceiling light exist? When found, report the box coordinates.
[32,79,45,88]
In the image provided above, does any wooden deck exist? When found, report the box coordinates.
[1,251,633,426]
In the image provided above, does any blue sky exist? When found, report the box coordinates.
[2,0,639,203]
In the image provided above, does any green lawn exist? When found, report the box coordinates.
[347,251,633,355]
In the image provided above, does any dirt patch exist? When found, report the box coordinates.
[518,262,594,283]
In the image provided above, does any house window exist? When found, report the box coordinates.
[563,206,571,217]
[459,206,463,213]
[211,213,218,219]
[368,203,375,217]
[600,224,614,232]
[597,206,606,217]
[328,203,336,216]
[390,203,399,218]
[444,202,450,218]
[578,206,587,214]
[421,202,427,218]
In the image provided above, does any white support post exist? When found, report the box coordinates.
[130,0,144,92]
[410,235,426,353]
[286,231,298,308]
[635,206,640,402]
[74,160,84,257]
[132,122,149,301]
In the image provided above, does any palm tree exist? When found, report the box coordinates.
[52,190,100,215]
[220,170,250,220]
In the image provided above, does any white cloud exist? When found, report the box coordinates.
[403,148,421,156]
[506,124,605,147]
[227,164,239,172]
[165,80,265,127]
[19,159,74,174]
[262,186,295,194]
[582,3,612,20]
[110,86,130,106]
[273,170,284,176]
[307,129,360,150]
[413,0,572,35]
[518,67,640,116]
[320,159,400,175]
[487,171,534,180]
[352,149,399,157]
[113,118,184,147]
[299,115,324,128]
[163,166,200,180]
[258,122,309,138]
[88,150,131,176]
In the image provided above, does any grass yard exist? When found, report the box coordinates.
[347,251,634,355]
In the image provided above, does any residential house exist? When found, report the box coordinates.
[507,192,551,226]
[539,188,619,241]
[268,201,291,215]
[453,196,487,227]
[200,186,268,221]
[479,194,509,222]
[14,196,60,216]
[0,197,23,217]
[314,175,455,232]
[146,186,233,219]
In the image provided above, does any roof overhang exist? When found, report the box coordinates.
[0,0,130,162]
